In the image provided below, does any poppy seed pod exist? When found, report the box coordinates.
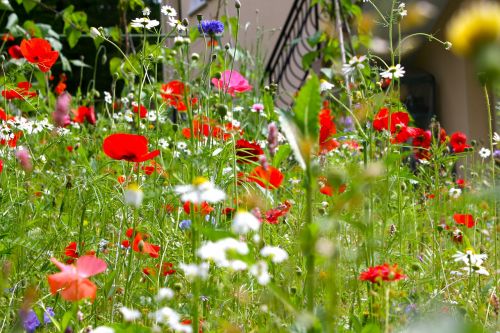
[235,0,241,9]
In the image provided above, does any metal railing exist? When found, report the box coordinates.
[265,0,321,108]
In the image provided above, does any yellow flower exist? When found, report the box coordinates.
[446,1,500,57]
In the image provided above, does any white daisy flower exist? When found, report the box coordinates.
[142,7,151,16]
[168,17,187,31]
[131,17,160,30]
[174,177,226,204]
[156,288,174,301]
[158,138,169,149]
[398,3,407,18]
[232,211,260,234]
[260,246,288,263]
[342,55,367,75]
[119,307,141,321]
[448,187,462,199]
[124,183,143,208]
[104,91,112,104]
[479,147,491,159]
[179,262,209,281]
[380,64,405,79]
[320,79,335,92]
[493,132,499,145]
[452,250,487,266]
[91,327,115,333]
[249,261,271,285]
[161,5,177,17]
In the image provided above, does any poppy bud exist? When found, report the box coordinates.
[191,52,200,61]
[196,14,203,22]
[214,72,222,79]
[224,43,231,50]
[173,282,183,291]
[182,18,189,27]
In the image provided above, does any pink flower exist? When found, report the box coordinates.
[47,255,107,302]
[211,70,252,96]
[15,147,32,172]
[251,103,264,112]
[53,92,71,127]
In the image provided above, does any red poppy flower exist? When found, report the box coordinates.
[0,108,6,121]
[373,108,409,133]
[8,45,23,59]
[319,108,340,153]
[133,105,148,118]
[0,159,3,173]
[121,239,130,248]
[453,213,475,228]
[182,117,228,140]
[47,255,107,302]
[450,132,470,153]
[456,179,466,189]
[158,262,176,276]
[20,38,59,73]
[161,80,197,111]
[247,166,284,190]
[2,82,37,100]
[55,81,67,95]
[183,201,214,215]
[265,201,292,224]
[320,183,346,197]
[73,106,96,125]
[65,242,79,259]
[359,263,406,284]
[132,232,160,258]
[235,139,263,163]
[103,133,160,163]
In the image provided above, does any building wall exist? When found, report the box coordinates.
[410,0,490,143]
[169,0,294,62]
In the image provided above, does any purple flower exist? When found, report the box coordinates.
[198,20,224,35]
[493,149,500,158]
[179,219,192,230]
[21,308,54,333]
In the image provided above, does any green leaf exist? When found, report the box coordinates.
[292,73,321,140]
[66,29,82,48]
[22,20,41,37]
[302,50,319,70]
[59,54,72,72]
[361,323,381,333]
[22,0,37,13]
[0,0,13,11]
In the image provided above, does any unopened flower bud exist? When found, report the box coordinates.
[235,0,241,9]
[182,18,189,27]
[191,52,200,61]
[90,27,101,39]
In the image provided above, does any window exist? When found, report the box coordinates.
[189,0,207,15]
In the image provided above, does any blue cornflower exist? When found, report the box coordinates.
[21,308,54,333]
[198,20,224,36]
[179,219,192,230]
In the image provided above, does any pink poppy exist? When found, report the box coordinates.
[211,70,252,96]
[47,255,107,301]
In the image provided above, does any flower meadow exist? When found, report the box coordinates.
[0,1,498,333]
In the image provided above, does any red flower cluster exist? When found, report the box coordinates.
[103,133,160,163]
[2,82,37,100]
[359,263,406,284]
[235,139,263,163]
[265,201,292,224]
[133,105,148,118]
[161,80,198,111]
[123,228,161,258]
[453,213,475,228]
[373,108,418,144]
[247,166,284,190]
[449,132,471,153]
[182,117,239,141]
[20,38,59,73]
[73,106,96,125]
[64,242,96,264]
[319,107,340,153]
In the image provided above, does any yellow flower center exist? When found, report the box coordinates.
[193,176,208,186]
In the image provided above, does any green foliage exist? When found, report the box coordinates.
[63,5,89,48]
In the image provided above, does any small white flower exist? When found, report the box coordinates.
[461,265,489,276]
[249,261,271,285]
[156,287,174,301]
[131,17,160,30]
[124,183,143,208]
[320,79,335,92]
[179,262,210,280]
[493,132,499,145]
[89,27,102,39]
[92,327,115,333]
[398,3,407,18]
[174,177,226,204]
[448,187,462,199]
[260,246,288,263]
[158,138,169,149]
[177,141,187,150]
[452,250,487,266]
[229,259,248,271]
[120,307,141,321]
[342,55,367,75]
[142,7,151,16]
[380,64,405,79]
[161,5,177,17]
[479,147,491,159]
[232,211,260,234]
[197,238,249,267]
[104,91,113,104]
[168,17,187,31]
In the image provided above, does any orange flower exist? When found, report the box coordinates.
[132,232,161,258]
[47,255,107,301]
[247,166,284,190]
[20,38,59,73]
